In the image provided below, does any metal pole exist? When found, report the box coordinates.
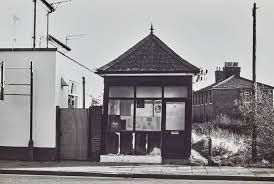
[0,62,4,100]
[33,0,37,48]
[46,13,49,48]
[82,77,86,108]
[252,2,257,162]
[28,62,34,160]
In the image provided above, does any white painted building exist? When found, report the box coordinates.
[0,48,103,160]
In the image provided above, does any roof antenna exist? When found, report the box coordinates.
[150,24,154,34]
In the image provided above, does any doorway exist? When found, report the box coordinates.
[162,101,186,159]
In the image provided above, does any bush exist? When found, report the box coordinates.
[236,88,274,163]
[192,125,248,166]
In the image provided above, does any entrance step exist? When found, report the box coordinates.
[163,159,191,165]
[100,155,162,164]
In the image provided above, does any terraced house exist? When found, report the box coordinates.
[193,62,273,122]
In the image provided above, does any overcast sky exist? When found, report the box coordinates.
[1,0,274,90]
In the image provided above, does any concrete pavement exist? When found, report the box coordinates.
[1,174,273,184]
[0,161,273,181]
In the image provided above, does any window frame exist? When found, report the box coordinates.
[68,80,79,108]
[107,85,190,133]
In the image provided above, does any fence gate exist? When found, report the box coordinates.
[59,108,89,160]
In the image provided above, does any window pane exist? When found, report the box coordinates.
[108,100,134,131]
[109,86,134,97]
[68,95,78,108]
[166,102,185,130]
[164,86,188,98]
[136,100,161,131]
[136,87,161,98]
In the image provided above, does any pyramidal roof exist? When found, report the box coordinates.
[96,33,200,74]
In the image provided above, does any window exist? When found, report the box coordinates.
[68,81,78,108]
[109,86,134,97]
[136,87,161,98]
[166,102,185,130]
[209,91,212,103]
[164,86,188,98]
[136,100,162,131]
[108,100,134,131]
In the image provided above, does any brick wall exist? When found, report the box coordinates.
[89,106,102,161]
[213,89,240,117]
[193,103,214,122]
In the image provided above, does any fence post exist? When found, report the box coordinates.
[208,137,213,165]
[55,106,61,161]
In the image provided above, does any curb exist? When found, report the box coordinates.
[0,170,274,181]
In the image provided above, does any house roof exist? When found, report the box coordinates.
[96,33,200,74]
[195,75,274,93]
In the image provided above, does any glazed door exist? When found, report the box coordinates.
[162,101,186,159]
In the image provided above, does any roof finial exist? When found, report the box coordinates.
[150,24,154,34]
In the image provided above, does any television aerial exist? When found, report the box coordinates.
[65,34,87,46]
[38,0,72,47]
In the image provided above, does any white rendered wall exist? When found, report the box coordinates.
[55,52,103,108]
[0,51,56,148]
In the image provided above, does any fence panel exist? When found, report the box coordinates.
[60,108,89,160]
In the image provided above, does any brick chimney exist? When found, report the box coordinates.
[215,62,240,83]
[215,67,224,83]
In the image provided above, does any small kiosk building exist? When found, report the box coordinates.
[96,30,199,161]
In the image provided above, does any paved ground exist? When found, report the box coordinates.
[0,161,274,181]
[1,174,273,184]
